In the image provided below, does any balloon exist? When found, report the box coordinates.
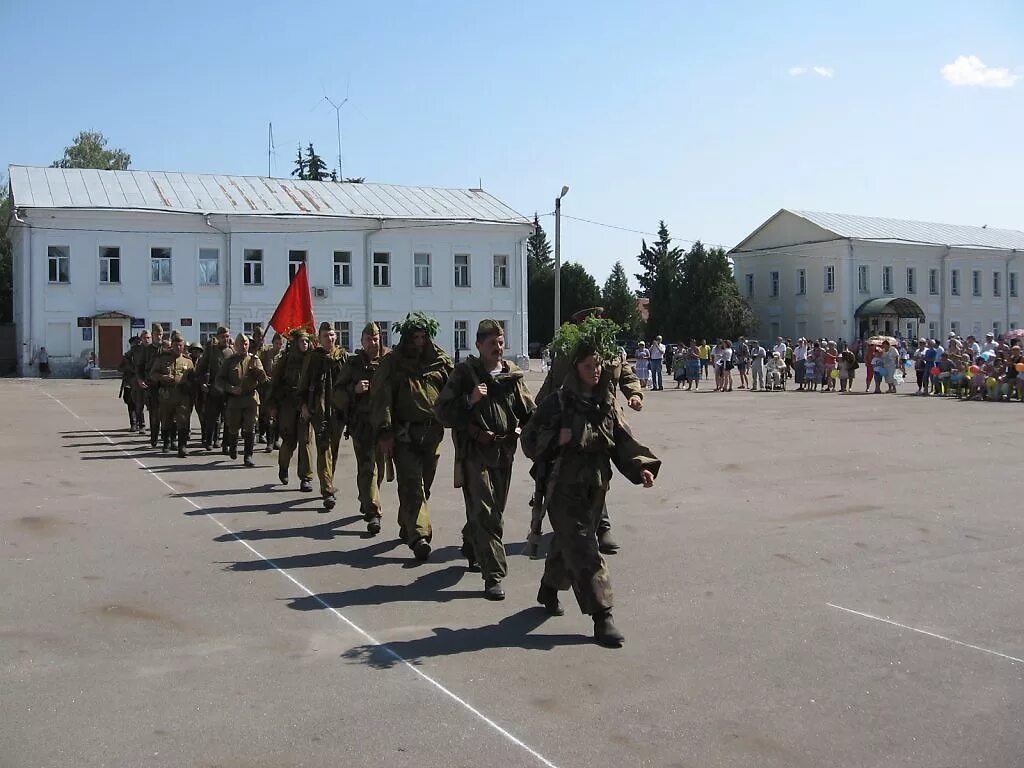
[830,369,840,379]
[986,377,997,388]
[1016,362,1024,373]
[969,365,980,374]
[930,366,941,376]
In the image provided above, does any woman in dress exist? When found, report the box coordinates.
[635,341,650,389]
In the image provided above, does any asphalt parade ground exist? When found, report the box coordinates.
[2,374,1022,768]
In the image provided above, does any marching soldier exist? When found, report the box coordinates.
[216,333,268,467]
[371,312,453,561]
[299,322,348,509]
[147,331,196,457]
[435,319,535,600]
[118,336,141,431]
[269,329,315,491]
[521,330,661,647]
[196,326,232,452]
[258,333,284,452]
[135,323,165,447]
[187,342,205,432]
[336,322,389,535]
[128,328,153,434]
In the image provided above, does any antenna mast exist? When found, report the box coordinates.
[267,122,275,176]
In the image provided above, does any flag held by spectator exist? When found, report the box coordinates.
[269,263,316,335]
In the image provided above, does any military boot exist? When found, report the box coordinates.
[161,429,170,453]
[225,432,238,460]
[150,421,159,448]
[597,527,620,555]
[483,579,505,601]
[168,431,177,451]
[366,515,382,536]
[177,428,188,458]
[593,609,624,647]
[536,584,565,616]
[243,432,255,467]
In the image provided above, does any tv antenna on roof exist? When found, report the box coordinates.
[323,77,351,181]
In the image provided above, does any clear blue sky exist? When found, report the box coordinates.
[2,0,1022,286]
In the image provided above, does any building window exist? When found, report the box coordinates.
[333,321,352,351]
[929,268,939,295]
[796,268,806,295]
[993,271,1001,298]
[47,246,71,283]
[882,266,893,295]
[744,274,754,297]
[1011,272,1019,298]
[993,321,1002,336]
[288,250,307,282]
[971,269,981,297]
[950,269,960,296]
[906,267,916,294]
[150,247,172,284]
[243,249,263,285]
[242,322,259,337]
[454,253,471,287]
[493,254,509,288]
[154,321,172,334]
[824,265,835,293]
[199,322,218,344]
[99,246,120,284]
[198,248,219,286]
[454,320,468,350]
[414,252,432,288]
[950,320,960,335]
[333,251,351,286]
[858,265,869,293]
[928,321,938,340]
[373,253,391,287]
[374,320,390,347]
[770,271,779,298]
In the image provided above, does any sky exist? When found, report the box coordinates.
[2,0,1022,287]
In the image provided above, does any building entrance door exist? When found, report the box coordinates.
[98,325,123,369]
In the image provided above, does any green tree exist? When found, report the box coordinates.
[527,215,555,344]
[527,261,601,345]
[601,261,639,334]
[678,243,755,339]
[343,176,365,183]
[0,178,13,323]
[560,262,602,324]
[634,221,683,338]
[51,130,130,170]
[291,145,307,179]
[304,143,330,181]
[526,213,553,272]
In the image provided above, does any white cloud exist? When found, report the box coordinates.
[941,55,1019,88]
[788,66,834,78]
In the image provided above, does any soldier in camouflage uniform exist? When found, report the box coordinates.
[135,323,165,447]
[521,335,661,648]
[371,312,453,561]
[335,322,389,535]
[435,319,535,600]
[533,308,643,555]
[258,333,283,452]
[269,329,314,491]
[118,336,141,431]
[147,331,196,457]
[216,333,268,467]
[300,321,349,508]
[196,326,233,452]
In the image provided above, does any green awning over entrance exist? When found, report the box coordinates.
[854,297,925,321]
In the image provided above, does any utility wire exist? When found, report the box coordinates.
[539,211,728,250]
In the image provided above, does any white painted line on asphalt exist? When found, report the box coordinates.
[826,602,1024,665]
[42,388,562,768]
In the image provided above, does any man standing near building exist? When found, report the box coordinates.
[435,319,536,600]
[270,329,315,491]
[337,322,389,535]
[196,326,233,452]
[258,333,284,452]
[300,322,349,509]
[982,331,998,354]
[372,312,453,561]
[147,331,195,457]
[135,323,165,447]
[217,333,268,467]
[699,339,711,380]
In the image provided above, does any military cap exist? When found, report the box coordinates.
[318,321,333,333]
[362,321,380,337]
[570,307,604,324]
[169,330,184,343]
[188,341,203,352]
[216,325,230,336]
[235,332,249,346]
[289,328,309,340]
[476,319,504,341]
[151,322,164,334]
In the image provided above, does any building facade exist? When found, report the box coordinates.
[730,209,1024,344]
[8,166,532,376]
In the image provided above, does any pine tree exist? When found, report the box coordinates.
[304,143,330,181]
[678,243,755,339]
[634,221,684,339]
[602,261,639,334]
[527,215,555,344]
[526,214,553,272]
[291,146,307,179]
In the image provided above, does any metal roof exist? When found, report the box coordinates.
[8,165,530,225]
[790,209,1024,251]
[854,297,926,320]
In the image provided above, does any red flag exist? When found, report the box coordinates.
[269,262,316,335]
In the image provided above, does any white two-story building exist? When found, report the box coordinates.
[8,165,532,376]
[730,209,1024,343]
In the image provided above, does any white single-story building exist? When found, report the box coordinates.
[730,209,1024,343]
[7,165,532,376]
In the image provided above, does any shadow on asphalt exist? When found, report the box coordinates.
[227,541,464,572]
[341,608,591,668]
[215,515,364,542]
[185,495,316,517]
[285,564,479,610]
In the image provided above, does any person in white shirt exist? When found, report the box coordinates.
[794,338,809,390]
[648,335,666,391]
[749,340,767,391]
[982,332,998,353]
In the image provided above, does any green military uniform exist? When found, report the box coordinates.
[257,340,282,449]
[134,324,165,445]
[118,339,141,431]
[335,323,389,532]
[434,320,535,592]
[196,332,233,451]
[299,327,349,502]
[147,332,196,456]
[216,336,268,465]
[371,313,453,556]
[128,339,152,434]
[269,331,314,487]
[521,348,660,644]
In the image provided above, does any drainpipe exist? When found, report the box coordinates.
[939,245,950,339]
[363,218,384,328]
[1007,249,1018,334]
[515,235,527,362]
[13,207,32,373]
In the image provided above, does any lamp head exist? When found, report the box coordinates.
[559,185,570,199]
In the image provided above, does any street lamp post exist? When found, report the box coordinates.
[554,185,569,334]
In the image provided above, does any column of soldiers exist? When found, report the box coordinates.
[112,311,660,647]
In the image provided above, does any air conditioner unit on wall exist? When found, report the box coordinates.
[313,287,327,299]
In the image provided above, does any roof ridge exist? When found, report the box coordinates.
[789,208,1024,236]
